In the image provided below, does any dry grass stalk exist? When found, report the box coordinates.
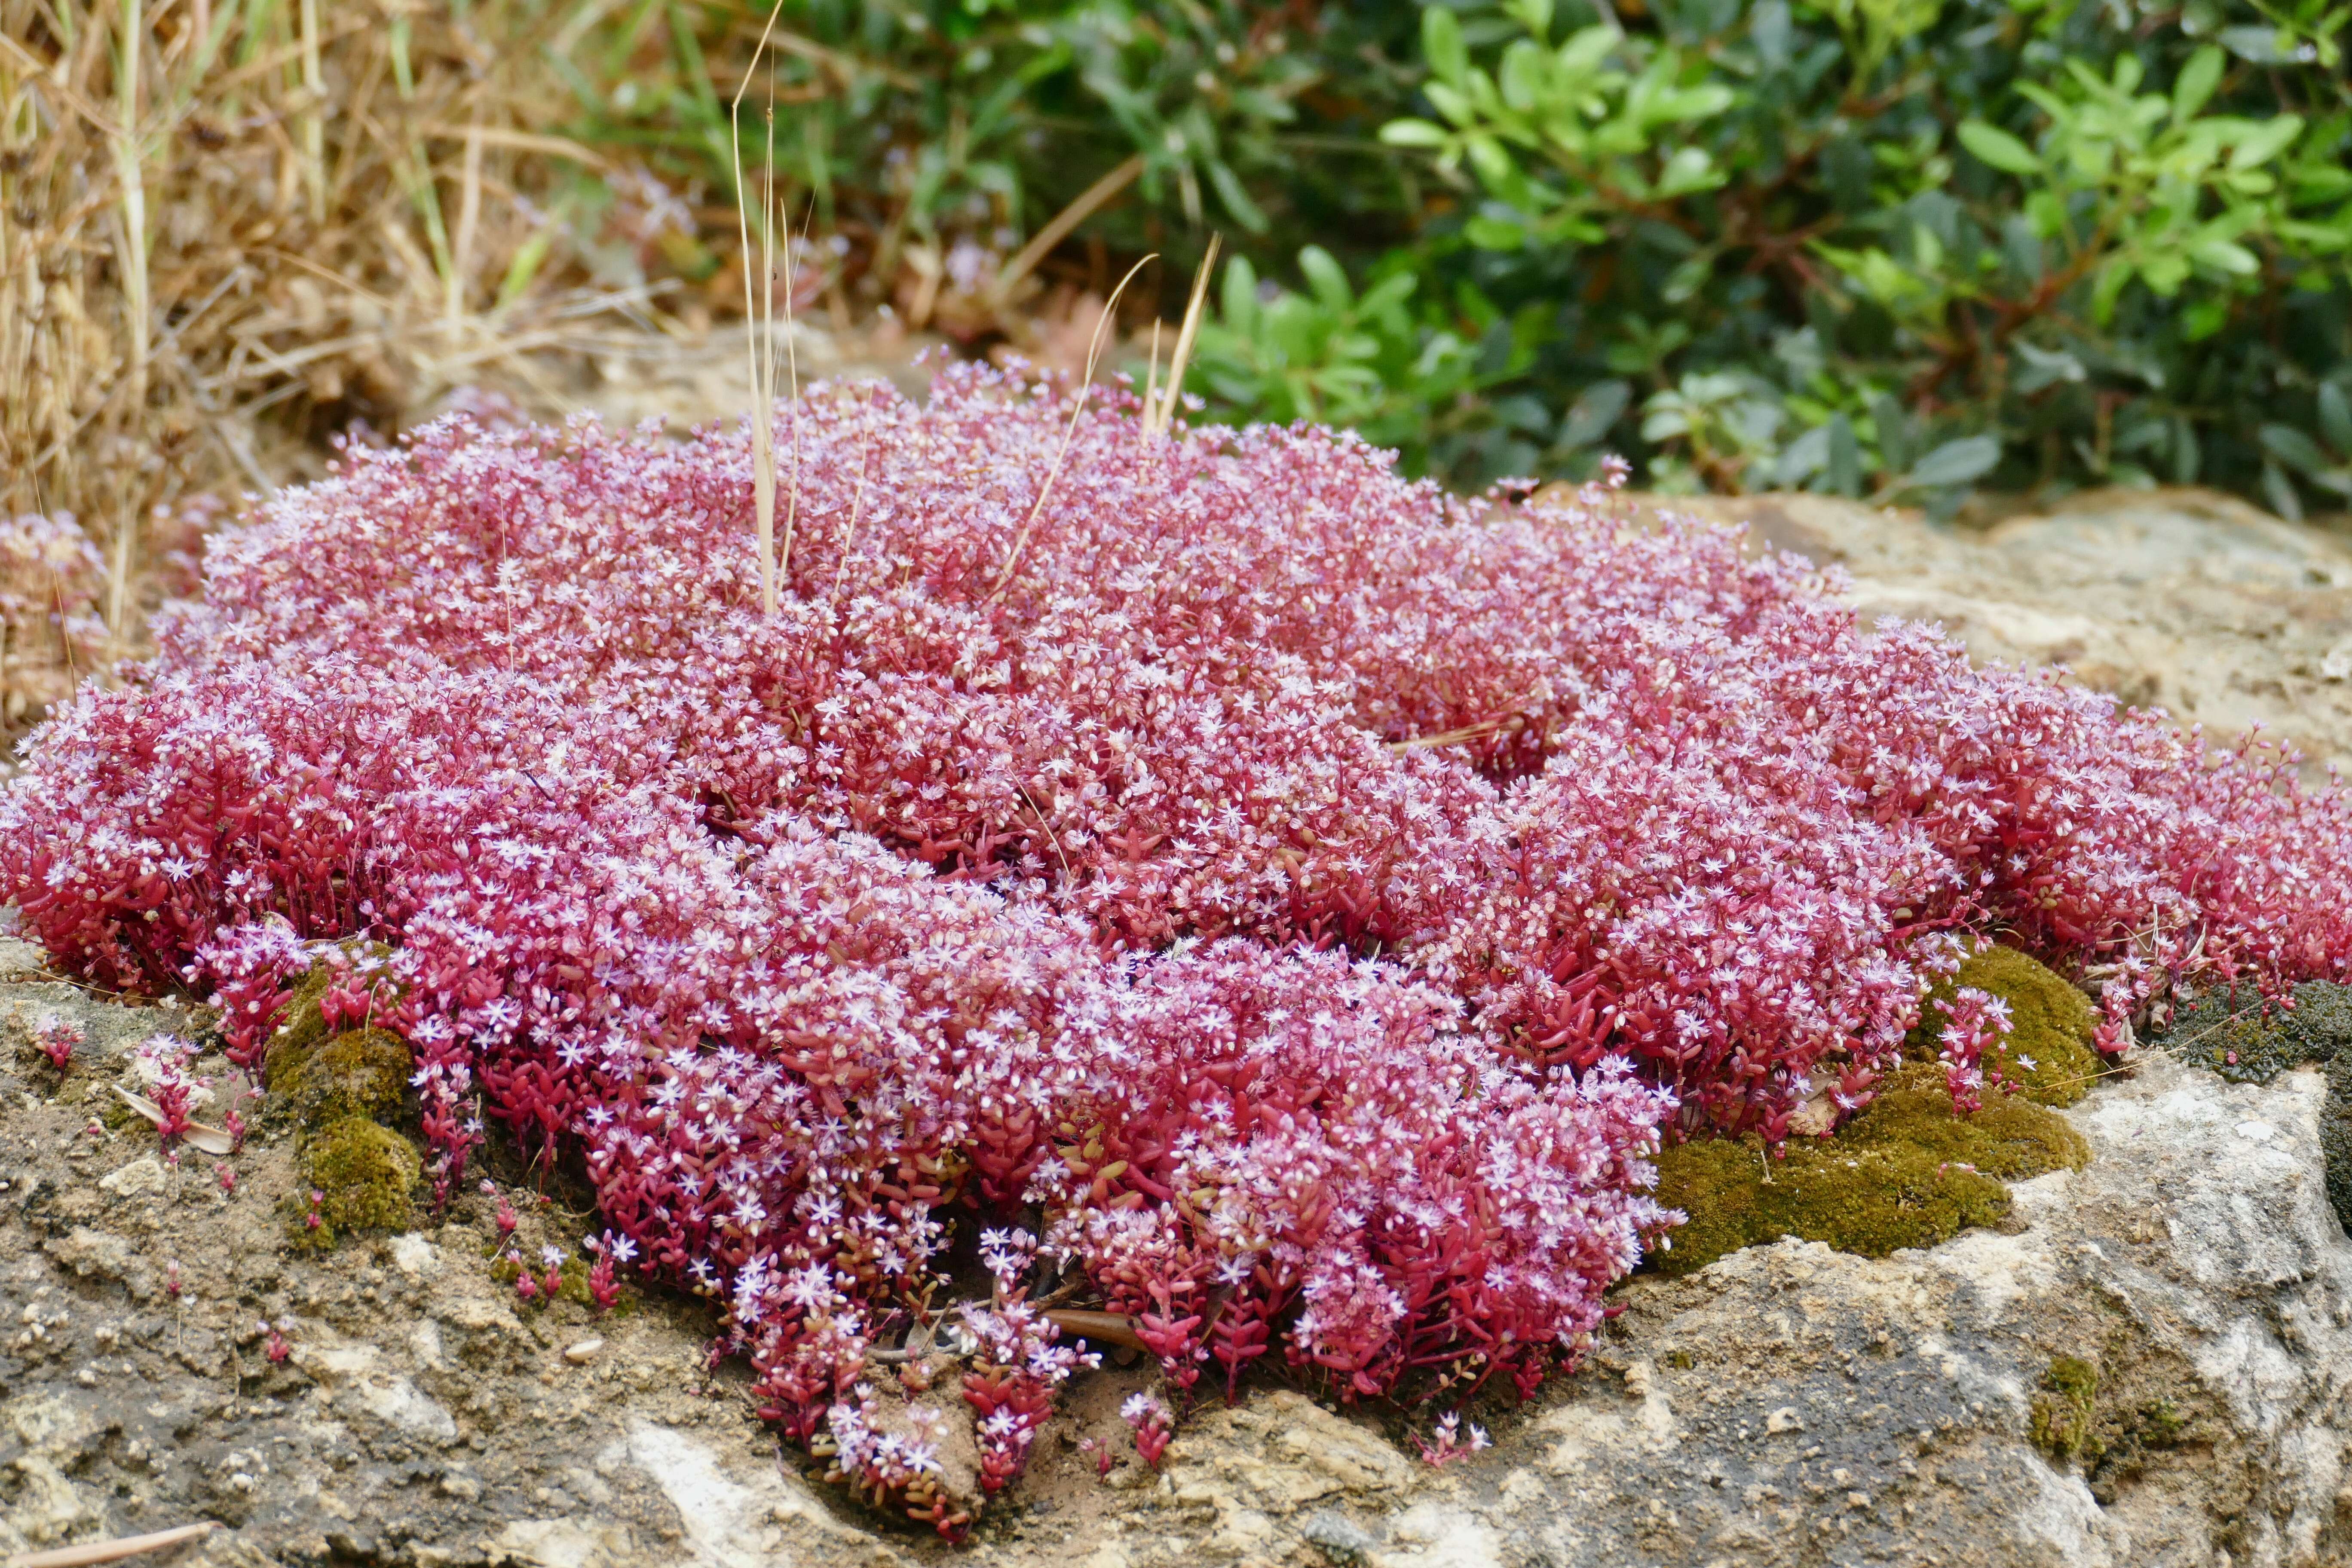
[990,152,1145,309]
[989,253,1157,600]
[4,1520,218,1568]
[1144,234,1218,440]
[732,0,789,616]
[0,0,697,741]
[1138,316,1162,456]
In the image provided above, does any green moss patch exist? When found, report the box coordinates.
[1651,1063,2090,1279]
[298,1117,421,1246]
[262,943,424,1251]
[2031,1356,2101,1461]
[2156,980,2352,1084]
[2022,1333,2213,1493]
[1904,942,2104,1107]
[278,1028,410,1127]
[260,941,402,1092]
[1841,1065,2093,1174]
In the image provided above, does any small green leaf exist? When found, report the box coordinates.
[2228,114,2304,169]
[2262,423,2331,475]
[2172,46,2224,122]
[2012,342,2086,394]
[1499,40,1550,114]
[1827,414,1863,498]
[2262,460,2306,522]
[1424,8,1470,88]
[1904,435,2004,490]
[1220,255,1261,335]
[1207,160,1269,233]
[1466,135,1518,189]
[2183,298,2231,341]
[2319,383,2352,455]
[1379,118,1451,149]
[1298,247,1353,313]
[1655,146,1721,197]
[1957,122,2042,175]
[1774,423,1832,486]
[1556,26,1621,77]
[2090,260,2134,325]
[2220,24,2297,63]
[2171,416,2202,484]
[1464,214,1531,250]
[1870,393,1915,475]
[1559,379,1632,449]
[2186,238,2259,276]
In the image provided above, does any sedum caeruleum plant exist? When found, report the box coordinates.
[6,375,2352,1532]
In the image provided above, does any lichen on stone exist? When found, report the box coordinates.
[1905,942,2105,1107]
[1650,1063,2090,1279]
[2153,980,2352,1231]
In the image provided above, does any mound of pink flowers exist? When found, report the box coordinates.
[7,365,2350,1528]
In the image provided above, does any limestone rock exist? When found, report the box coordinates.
[7,976,2352,1567]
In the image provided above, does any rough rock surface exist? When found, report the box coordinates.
[7,931,2352,1568]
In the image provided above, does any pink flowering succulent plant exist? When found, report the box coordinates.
[33,1013,82,1075]
[4,364,2350,1534]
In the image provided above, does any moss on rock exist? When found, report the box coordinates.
[2021,1332,2213,1497]
[262,943,423,1250]
[278,1028,410,1127]
[1905,942,2104,1107]
[259,941,402,1092]
[298,1117,420,1245]
[1650,1063,2090,1279]
[261,960,344,1088]
[2031,1356,2102,1462]
[2157,980,2352,1084]
[1841,1065,2093,1176]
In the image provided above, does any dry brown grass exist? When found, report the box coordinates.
[0,0,1187,749]
[0,0,702,732]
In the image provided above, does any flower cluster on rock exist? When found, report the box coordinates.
[4,365,2348,1532]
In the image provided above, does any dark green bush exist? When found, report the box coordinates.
[569,1,2350,509]
[1347,0,2352,503]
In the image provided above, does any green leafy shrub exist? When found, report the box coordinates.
[555,3,2348,512]
[564,1,1416,318]
[1226,0,2352,506]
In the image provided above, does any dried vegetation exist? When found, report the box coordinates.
[0,0,701,738]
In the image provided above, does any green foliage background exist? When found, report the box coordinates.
[567,0,2351,511]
